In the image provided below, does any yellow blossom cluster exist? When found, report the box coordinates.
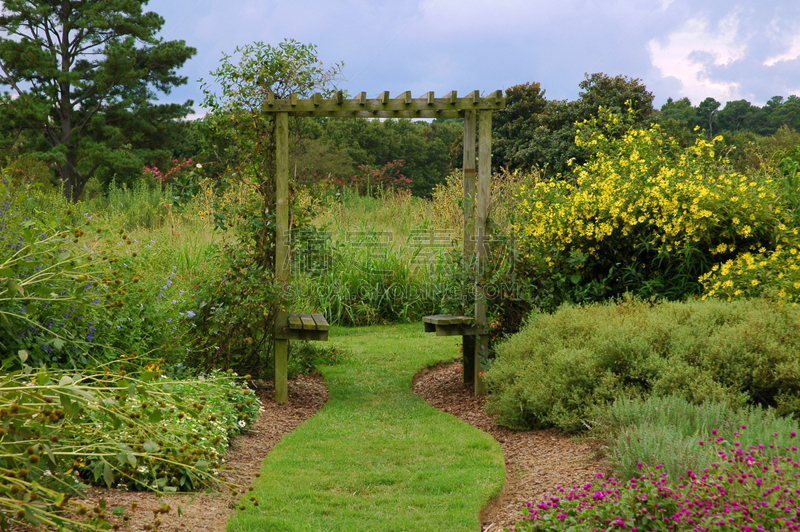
[700,243,800,303]
[512,108,792,299]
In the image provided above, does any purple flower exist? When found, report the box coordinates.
[187,310,196,318]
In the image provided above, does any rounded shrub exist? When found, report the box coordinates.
[484,297,800,432]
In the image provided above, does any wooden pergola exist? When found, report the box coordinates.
[263,90,507,403]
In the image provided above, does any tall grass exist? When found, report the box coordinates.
[291,192,464,325]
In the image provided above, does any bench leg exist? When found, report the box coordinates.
[275,338,288,403]
[474,335,488,396]
[462,335,475,384]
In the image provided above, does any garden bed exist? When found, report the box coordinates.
[66,375,327,532]
[413,362,610,532]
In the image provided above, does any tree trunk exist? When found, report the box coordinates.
[59,152,85,203]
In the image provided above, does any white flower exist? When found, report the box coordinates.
[238,420,246,428]
[196,163,202,169]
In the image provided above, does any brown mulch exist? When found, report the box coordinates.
[413,361,611,532]
[71,373,328,532]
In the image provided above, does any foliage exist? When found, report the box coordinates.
[0,360,258,530]
[430,168,538,337]
[305,117,462,197]
[330,160,411,197]
[0,0,196,201]
[512,107,791,305]
[0,179,221,370]
[659,94,800,139]
[511,429,800,532]
[492,73,655,176]
[200,39,343,266]
[288,342,344,377]
[143,158,207,207]
[484,297,800,432]
[589,395,800,482]
[186,235,281,377]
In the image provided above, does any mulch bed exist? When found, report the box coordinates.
[412,361,610,532]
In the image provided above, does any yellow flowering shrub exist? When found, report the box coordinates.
[513,108,792,302]
[699,242,800,302]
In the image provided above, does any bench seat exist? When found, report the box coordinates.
[276,312,329,341]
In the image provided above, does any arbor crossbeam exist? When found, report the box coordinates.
[261,90,505,118]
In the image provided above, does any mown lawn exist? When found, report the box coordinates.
[227,323,505,532]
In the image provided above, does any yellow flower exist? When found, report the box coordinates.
[751,279,759,286]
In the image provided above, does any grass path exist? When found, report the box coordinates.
[226,323,505,532]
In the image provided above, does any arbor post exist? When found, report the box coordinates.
[474,110,492,396]
[275,112,289,404]
[462,110,476,384]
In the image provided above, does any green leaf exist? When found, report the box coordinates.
[163,486,177,493]
[103,462,114,488]
[117,378,129,389]
[140,371,155,382]
[51,338,65,352]
[0,267,13,278]
[36,369,50,386]
[112,506,126,516]
[195,460,209,472]
[18,350,28,363]
[570,274,582,284]
[143,441,159,453]
[148,409,162,423]
[43,443,55,465]
[58,375,72,386]
[10,280,23,296]
[59,393,75,417]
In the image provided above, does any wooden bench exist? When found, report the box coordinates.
[275,312,329,342]
[423,314,486,390]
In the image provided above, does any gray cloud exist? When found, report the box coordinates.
[148,0,800,112]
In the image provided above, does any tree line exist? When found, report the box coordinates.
[0,1,797,203]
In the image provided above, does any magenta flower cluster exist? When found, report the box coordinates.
[512,430,800,532]
[142,158,195,183]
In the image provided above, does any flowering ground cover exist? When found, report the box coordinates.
[511,428,800,532]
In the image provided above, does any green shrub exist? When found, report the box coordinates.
[589,395,800,481]
[511,108,795,305]
[484,297,800,431]
[288,341,344,377]
[0,359,259,529]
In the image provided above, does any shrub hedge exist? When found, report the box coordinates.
[484,297,800,432]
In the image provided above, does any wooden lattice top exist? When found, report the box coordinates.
[261,90,506,118]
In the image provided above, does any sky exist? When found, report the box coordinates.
[148,0,800,117]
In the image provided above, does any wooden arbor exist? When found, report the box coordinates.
[262,90,507,403]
